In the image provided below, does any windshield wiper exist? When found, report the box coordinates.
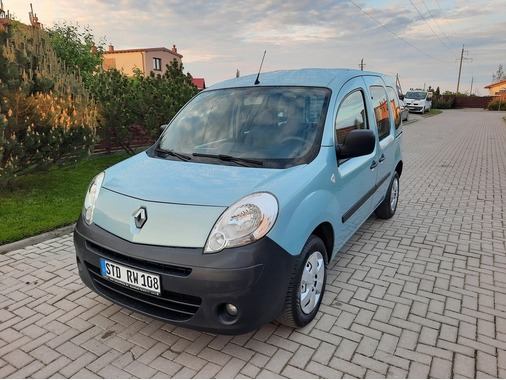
[155,148,192,161]
[192,153,263,167]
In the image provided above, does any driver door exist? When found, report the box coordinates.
[333,77,379,244]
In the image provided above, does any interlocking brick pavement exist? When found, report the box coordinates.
[0,109,505,378]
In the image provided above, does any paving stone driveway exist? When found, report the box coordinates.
[1,109,505,379]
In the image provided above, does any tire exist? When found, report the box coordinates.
[277,235,327,328]
[375,172,399,219]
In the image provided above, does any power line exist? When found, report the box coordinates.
[347,0,448,63]
[470,50,504,56]
[409,0,456,58]
[433,0,459,46]
[421,0,456,50]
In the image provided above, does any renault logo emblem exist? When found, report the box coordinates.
[133,207,148,229]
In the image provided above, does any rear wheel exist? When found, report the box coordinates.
[278,235,327,328]
[375,172,399,219]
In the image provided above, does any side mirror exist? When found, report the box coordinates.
[336,129,376,159]
[399,94,404,100]
[160,124,169,133]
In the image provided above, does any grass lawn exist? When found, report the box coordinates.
[424,108,443,116]
[0,153,129,245]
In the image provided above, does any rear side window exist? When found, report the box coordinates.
[386,86,401,131]
[370,86,391,141]
[335,90,368,145]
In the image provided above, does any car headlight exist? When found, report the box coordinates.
[204,192,278,253]
[83,172,105,225]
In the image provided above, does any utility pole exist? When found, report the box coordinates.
[359,59,366,71]
[456,44,472,94]
[470,76,474,95]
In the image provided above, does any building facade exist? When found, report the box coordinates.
[102,44,205,89]
[103,44,183,76]
[484,79,506,96]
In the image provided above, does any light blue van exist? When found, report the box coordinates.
[74,68,403,335]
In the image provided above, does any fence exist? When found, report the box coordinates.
[434,95,496,109]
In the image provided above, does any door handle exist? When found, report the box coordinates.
[379,154,385,163]
[370,160,378,169]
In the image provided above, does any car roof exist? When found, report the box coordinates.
[206,68,387,91]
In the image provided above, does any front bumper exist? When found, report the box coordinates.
[73,217,296,335]
[407,105,423,112]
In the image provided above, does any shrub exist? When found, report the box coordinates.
[0,22,97,186]
[432,95,454,109]
[89,61,199,155]
[487,96,506,111]
[0,90,96,184]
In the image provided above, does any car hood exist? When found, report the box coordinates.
[102,152,302,206]
[94,152,306,247]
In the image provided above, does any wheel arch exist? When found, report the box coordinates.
[396,160,403,177]
[311,222,334,263]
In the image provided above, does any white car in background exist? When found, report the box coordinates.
[404,90,432,113]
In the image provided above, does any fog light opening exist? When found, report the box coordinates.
[217,303,240,325]
[225,303,238,317]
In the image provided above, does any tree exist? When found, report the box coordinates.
[88,60,199,155]
[0,22,96,186]
[46,22,105,87]
[86,68,137,154]
[492,64,506,83]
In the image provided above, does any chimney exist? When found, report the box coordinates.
[108,44,114,52]
[172,44,177,54]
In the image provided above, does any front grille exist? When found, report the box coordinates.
[87,263,201,321]
[87,241,192,277]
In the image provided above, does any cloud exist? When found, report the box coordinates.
[3,0,506,91]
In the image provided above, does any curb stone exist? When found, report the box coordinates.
[0,224,75,254]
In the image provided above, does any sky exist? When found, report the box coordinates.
[4,0,505,95]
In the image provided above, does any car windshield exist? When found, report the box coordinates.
[155,86,331,168]
[405,91,426,100]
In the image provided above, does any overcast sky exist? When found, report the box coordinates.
[4,0,505,94]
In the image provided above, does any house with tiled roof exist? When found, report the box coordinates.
[191,77,206,90]
[103,44,205,90]
[484,79,506,96]
[103,44,183,77]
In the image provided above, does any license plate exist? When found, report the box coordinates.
[100,258,161,296]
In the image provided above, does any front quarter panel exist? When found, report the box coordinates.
[267,149,339,256]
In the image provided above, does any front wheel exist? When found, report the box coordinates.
[375,172,399,219]
[277,235,327,328]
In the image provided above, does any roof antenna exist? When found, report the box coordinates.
[254,50,266,85]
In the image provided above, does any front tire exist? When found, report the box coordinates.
[375,172,399,219]
[278,235,327,328]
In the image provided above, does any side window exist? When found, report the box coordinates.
[386,86,401,131]
[335,90,368,145]
[370,86,391,141]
